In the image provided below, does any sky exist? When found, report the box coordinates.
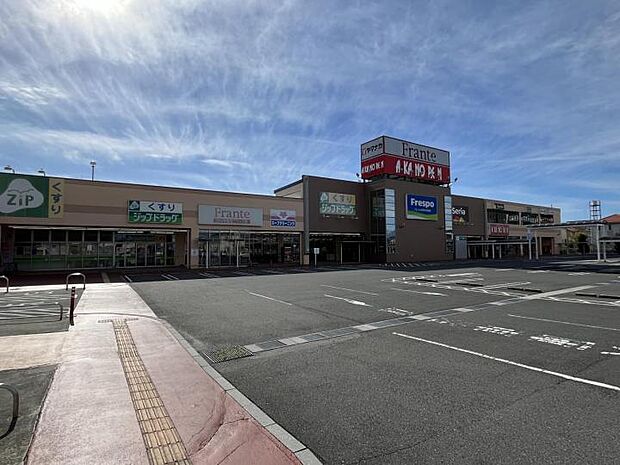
[0,0,619,220]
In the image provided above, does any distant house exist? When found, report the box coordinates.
[602,214,620,238]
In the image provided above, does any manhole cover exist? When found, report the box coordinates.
[204,346,253,363]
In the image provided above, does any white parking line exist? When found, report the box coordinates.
[244,290,292,306]
[507,314,620,332]
[323,294,372,307]
[478,282,530,290]
[519,285,594,300]
[390,288,447,296]
[393,332,620,392]
[320,285,379,296]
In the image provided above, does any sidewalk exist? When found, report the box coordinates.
[19,283,317,465]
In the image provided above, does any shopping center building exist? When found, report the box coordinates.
[0,135,562,271]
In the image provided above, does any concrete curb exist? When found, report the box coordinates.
[161,321,322,465]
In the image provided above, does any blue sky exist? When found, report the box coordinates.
[0,0,618,220]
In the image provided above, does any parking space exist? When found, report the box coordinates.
[0,289,82,337]
[131,264,620,464]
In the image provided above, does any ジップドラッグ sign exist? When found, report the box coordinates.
[270,209,296,227]
[452,206,469,224]
[0,174,64,218]
[199,205,263,226]
[406,194,438,221]
[319,192,357,216]
[128,200,183,224]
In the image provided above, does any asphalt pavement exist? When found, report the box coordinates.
[131,262,620,464]
[0,365,56,465]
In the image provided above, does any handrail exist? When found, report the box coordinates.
[66,272,86,290]
[0,382,19,439]
[57,302,63,321]
[0,275,8,293]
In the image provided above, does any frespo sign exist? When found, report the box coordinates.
[360,135,451,184]
[199,205,263,226]
[0,174,64,218]
[128,200,183,225]
[406,194,438,221]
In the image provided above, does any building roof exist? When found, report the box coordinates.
[603,214,620,224]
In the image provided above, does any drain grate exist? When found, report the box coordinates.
[110,319,191,465]
[203,345,253,363]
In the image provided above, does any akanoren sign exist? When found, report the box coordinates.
[360,136,451,184]
[0,174,64,218]
[199,205,263,226]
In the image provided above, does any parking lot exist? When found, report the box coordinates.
[0,288,82,337]
[131,262,620,464]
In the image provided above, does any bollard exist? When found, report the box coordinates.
[69,286,76,326]
[0,383,19,439]
[0,275,8,293]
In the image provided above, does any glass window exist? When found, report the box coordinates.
[487,209,507,224]
[100,231,113,242]
[33,230,49,241]
[506,211,520,225]
[15,229,32,242]
[84,230,98,241]
[521,212,540,225]
[51,230,66,241]
[68,230,83,242]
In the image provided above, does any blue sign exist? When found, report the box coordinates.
[406,194,438,221]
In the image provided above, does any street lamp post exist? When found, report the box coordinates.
[90,161,96,181]
[38,169,46,176]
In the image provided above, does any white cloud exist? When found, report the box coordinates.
[0,1,619,218]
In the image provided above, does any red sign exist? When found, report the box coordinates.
[360,154,450,184]
[489,223,509,237]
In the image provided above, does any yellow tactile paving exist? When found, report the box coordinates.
[111,319,192,465]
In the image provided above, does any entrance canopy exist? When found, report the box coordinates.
[527,220,607,261]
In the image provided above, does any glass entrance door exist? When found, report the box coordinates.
[136,243,146,266]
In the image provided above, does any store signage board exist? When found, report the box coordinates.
[128,200,183,224]
[489,223,510,237]
[361,136,450,166]
[406,194,438,221]
[270,209,296,228]
[319,192,357,216]
[452,206,469,224]
[0,174,64,218]
[199,205,263,226]
[360,155,450,183]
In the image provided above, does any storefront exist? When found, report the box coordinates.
[0,135,565,271]
[4,227,180,271]
[196,204,303,268]
[198,231,300,267]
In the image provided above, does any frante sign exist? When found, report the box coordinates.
[199,205,263,226]
[319,192,356,216]
[128,200,183,224]
[406,194,438,221]
[360,135,450,184]
[270,209,296,228]
[0,174,64,218]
